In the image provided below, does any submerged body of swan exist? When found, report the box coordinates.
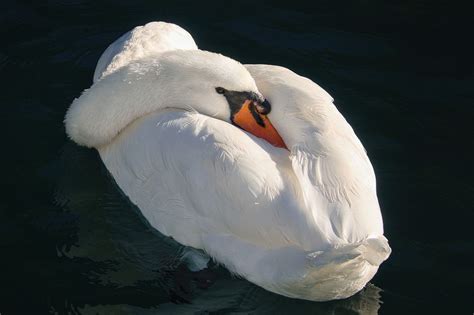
[65,21,390,301]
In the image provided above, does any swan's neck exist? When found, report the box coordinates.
[65,62,171,148]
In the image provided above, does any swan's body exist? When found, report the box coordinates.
[65,22,390,301]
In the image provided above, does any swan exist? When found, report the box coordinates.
[64,22,391,301]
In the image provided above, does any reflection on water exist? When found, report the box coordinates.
[54,144,383,314]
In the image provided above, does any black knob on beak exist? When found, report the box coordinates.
[254,99,271,115]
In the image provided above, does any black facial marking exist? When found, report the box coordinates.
[215,87,226,94]
[215,87,272,128]
[257,99,271,115]
[248,102,266,127]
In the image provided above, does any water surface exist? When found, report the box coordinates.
[1,1,472,314]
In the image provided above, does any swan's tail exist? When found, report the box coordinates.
[360,236,392,266]
[248,235,391,301]
[309,235,391,268]
[202,233,391,301]
[286,235,391,301]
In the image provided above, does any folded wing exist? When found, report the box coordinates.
[246,65,384,242]
[99,110,334,252]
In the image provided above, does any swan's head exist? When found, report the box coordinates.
[65,49,286,148]
[158,50,286,148]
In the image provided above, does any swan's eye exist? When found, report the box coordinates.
[215,87,226,94]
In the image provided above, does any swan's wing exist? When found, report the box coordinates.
[98,109,389,300]
[246,65,383,240]
[98,110,329,251]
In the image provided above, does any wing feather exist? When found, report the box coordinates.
[99,109,331,250]
[246,64,383,240]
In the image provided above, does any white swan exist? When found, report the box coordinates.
[64,22,390,301]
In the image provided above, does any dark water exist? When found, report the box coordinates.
[1,1,473,314]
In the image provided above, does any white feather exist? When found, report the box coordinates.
[65,49,257,148]
[246,64,383,242]
[64,22,390,301]
[94,21,198,82]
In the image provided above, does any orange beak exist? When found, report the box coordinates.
[233,100,287,149]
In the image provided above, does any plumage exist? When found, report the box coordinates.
[64,21,390,301]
